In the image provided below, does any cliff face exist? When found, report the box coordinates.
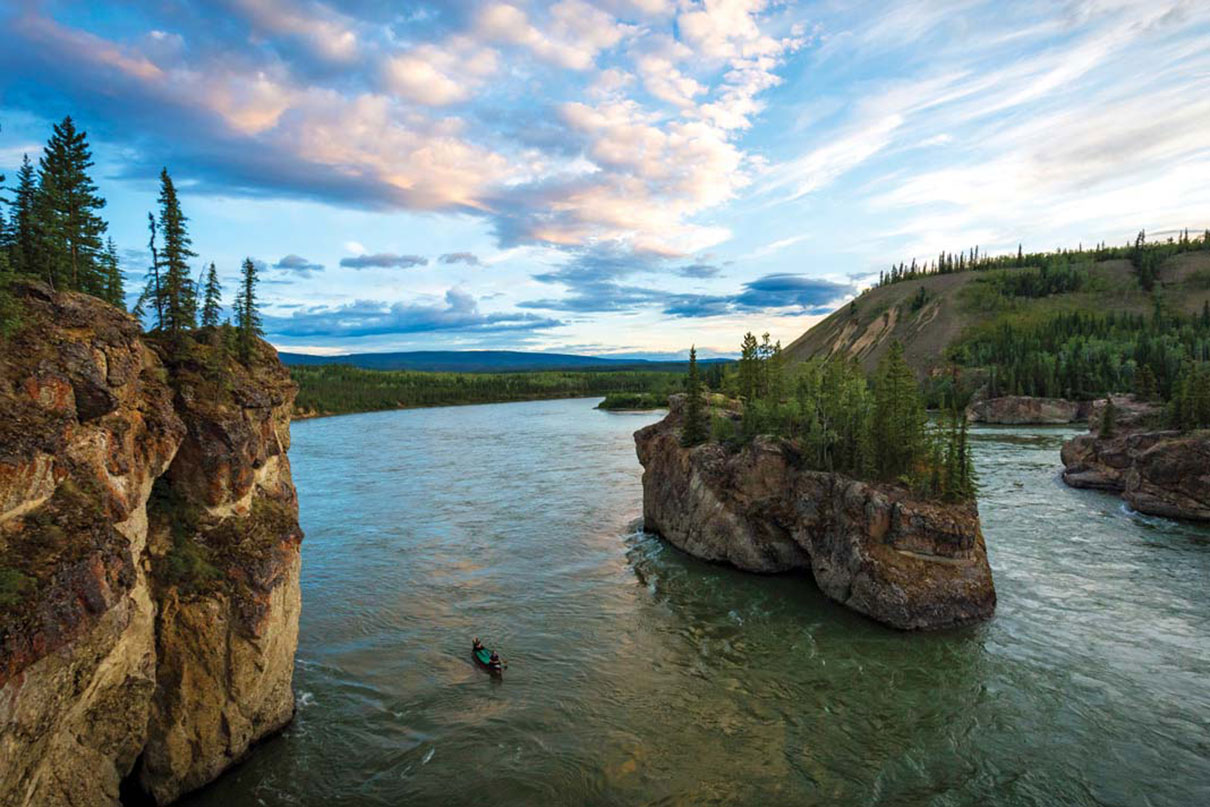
[0,282,302,806]
[968,396,1090,424]
[1061,399,1210,522]
[635,402,995,630]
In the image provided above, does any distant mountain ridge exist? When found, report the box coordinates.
[277,349,731,373]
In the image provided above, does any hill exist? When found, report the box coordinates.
[278,349,730,373]
[785,241,1210,396]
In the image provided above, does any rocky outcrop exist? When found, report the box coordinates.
[0,282,302,806]
[968,395,1090,424]
[1061,399,1210,521]
[635,400,995,630]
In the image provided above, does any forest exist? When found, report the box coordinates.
[875,228,1210,290]
[0,116,264,361]
[291,364,685,416]
[681,336,976,502]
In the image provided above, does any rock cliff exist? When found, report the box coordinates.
[634,400,995,630]
[1061,398,1210,522]
[0,282,302,805]
[968,395,1090,424]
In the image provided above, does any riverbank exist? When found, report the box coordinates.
[289,363,682,420]
[1061,397,1210,521]
[295,391,617,420]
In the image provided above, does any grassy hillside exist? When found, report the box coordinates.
[786,245,1210,385]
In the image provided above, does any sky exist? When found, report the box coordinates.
[2,0,1209,358]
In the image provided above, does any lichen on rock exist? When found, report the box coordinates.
[0,281,303,806]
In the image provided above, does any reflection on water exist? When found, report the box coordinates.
[182,402,1210,806]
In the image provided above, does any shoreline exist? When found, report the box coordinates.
[294,393,618,421]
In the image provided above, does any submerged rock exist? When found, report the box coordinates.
[634,400,996,630]
[0,281,302,805]
[1061,398,1210,522]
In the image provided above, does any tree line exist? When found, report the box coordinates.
[947,303,1210,429]
[680,336,975,502]
[0,116,263,361]
[875,229,1210,291]
[291,364,686,416]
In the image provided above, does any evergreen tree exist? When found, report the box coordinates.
[1134,365,1158,401]
[737,331,759,402]
[155,169,197,335]
[101,237,123,308]
[36,117,108,292]
[233,257,262,361]
[1100,396,1118,438]
[200,262,222,327]
[10,155,43,280]
[872,341,926,480]
[681,346,709,447]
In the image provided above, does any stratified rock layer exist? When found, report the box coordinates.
[1061,399,1210,522]
[635,401,996,630]
[0,282,302,806]
[968,395,1090,424]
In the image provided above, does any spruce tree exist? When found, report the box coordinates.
[1100,396,1118,439]
[872,341,926,481]
[101,237,124,308]
[681,346,709,447]
[233,257,262,362]
[10,156,38,277]
[201,262,222,328]
[155,169,197,335]
[37,117,108,292]
[737,332,759,402]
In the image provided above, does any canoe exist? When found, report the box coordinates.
[473,646,503,675]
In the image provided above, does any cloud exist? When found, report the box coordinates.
[519,246,852,316]
[677,263,722,278]
[338,252,429,269]
[263,287,563,337]
[272,253,324,276]
[438,251,482,265]
[731,274,854,312]
[0,0,799,258]
[383,35,499,106]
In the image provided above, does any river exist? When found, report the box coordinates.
[182,398,1210,806]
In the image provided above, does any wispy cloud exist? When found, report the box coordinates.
[273,253,324,276]
[264,288,563,338]
[339,253,429,269]
[438,251,481,266]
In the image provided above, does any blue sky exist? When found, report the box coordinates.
[2,0,1209,358]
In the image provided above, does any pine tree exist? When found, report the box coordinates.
[139,212,164,328]
[737,332,759,402]
[201,262,222,327]
[1100,395,1118,438]
[681,346,709,447]
[101,237,123,308]
[872,341,926,481]
[10,156,39,279]
[1134,364,1158,401]
[233,257,262,362]
[155,169,197,335]
[37,117,108,293]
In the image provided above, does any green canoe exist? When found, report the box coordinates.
[473,646,503,675]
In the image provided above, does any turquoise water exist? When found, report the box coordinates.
[182,399,1210,806]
